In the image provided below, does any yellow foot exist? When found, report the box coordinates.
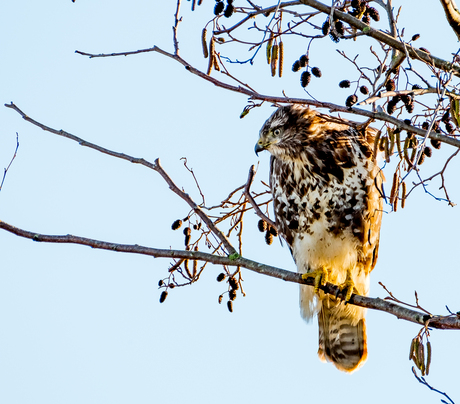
[302,268,329,293]
[338,269,359,302]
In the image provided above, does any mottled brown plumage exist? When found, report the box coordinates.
[255,105,383,372]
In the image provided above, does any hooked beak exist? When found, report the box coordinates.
[254,141,265,156]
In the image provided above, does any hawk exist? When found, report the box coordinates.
[255,105,383,372]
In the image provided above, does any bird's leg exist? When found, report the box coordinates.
[301,268,328,293]
[338,269,359,302]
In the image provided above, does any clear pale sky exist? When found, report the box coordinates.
[1,1,459,403]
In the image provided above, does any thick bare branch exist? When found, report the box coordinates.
[439,0,460,41]
[1,218,459,330]
[71,47,460,149]
[299,0,460,76]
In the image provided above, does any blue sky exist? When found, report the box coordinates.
[1,1,459,403]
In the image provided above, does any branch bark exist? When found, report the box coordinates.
[1,218,459,330]
[439,0,460,41]
[299,0,460,76]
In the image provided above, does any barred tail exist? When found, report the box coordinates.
[317,297,367,373]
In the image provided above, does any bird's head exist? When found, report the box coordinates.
[255,105,313,156]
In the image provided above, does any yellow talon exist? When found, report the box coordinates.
[302,268,328,293]
[338,269,359,302]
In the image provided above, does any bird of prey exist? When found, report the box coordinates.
[255,105,383,372]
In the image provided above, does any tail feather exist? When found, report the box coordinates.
[317,297,367,373]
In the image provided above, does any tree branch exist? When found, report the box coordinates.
[72,46,460,149]
[439,0,460,41]
[299,0,460,77]
[3,102,237,256]
[1,218,459,330]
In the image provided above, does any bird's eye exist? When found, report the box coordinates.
[274,128,281,136]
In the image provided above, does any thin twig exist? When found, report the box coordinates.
[243,165,277,229]
[412,367,456,404]
[0,132,19,192]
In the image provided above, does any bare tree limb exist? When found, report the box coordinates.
[73,46,460,149]
[299,0,460,76]
[0,218,459,330]
[439,0,460,41]
[3,103,237,256]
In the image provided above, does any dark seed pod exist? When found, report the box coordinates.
[223,3,234,17]
[385,79,396,91]
[257,219,267,232]
[329,31,340,43]
[214,1,224,15]
[229,289,237,301]
[169,283,176,289]
[299,54,309,67]
[292,60,301,72]
[159,291,168,303]
[386,101,396,115]
[445,121,454,133]
[422,121,429,130]
[183,227,191,236]
[351,0,363,9]
[405,103,414,113]
[404,119,412,126]
[346,94,358,107]
[334,20,345,36]
[392,94,401,103]
[339,80,351,88]
[367,7,380,21]
[158,280,164,287]
[171,219,182,230]
[184,234,191,246]
[217,273,226,282]
[418,152,425,165]
[412,34,420,41]
[227,300,233,313]
[218,294,223,304]
[265,230,273,245]
[349,8,359,17]
[430,138,441,149]
[401,94,412,106]
[300,71,311,88]
[359,85,369,95]
[311,67,322,77]
[269,226,278,236]
[361,14,371,24]
[322,19,330,36]
[228,277,239,290]
[441,111,450,123]
[423,146,432,157]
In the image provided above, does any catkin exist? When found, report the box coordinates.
[401,182,407,208]
[278,41,284,77]
[206,38,215,75]
[271,44,279,77]
[201,28,208,58]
